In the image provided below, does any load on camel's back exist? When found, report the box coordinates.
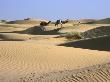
[55,19,69,27]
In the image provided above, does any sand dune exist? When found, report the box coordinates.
[59,35,110,51]
[0,25,24,33]
[0,41,110,82]
[7,19,45,24]
[83,26,110,38]
[0,22,110,82]
[58,24,110,35]
[0,33,32,41]
[34,62,110,82]
[0,33,61,42]
[58,24,99,34]
[0,24,37,33]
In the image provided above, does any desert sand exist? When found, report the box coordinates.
[0,19,110,82]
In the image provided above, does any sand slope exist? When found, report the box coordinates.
[59,35,110,51]
[35,63,110,82]
[0,41,110,82]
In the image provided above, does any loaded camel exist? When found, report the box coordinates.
[61,19,69,24]
[55,19,69,27]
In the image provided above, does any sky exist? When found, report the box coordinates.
[0,0,110,20]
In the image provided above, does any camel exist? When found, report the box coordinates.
[40,21,51,26]
[55,19,69,27]
[24,18,31,20]
[55,20,62,27]
[61,19,69,24]
[73,20,81,26]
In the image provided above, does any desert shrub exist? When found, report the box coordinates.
[61,32,83,41]
[1,20,7,22]
[0,20,7,23]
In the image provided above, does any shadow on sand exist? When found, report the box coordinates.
[22,26,61,35]
[0,26,61,35]
[58,36,110,52]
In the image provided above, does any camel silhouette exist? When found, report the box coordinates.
[55,19,69,27]
[61,19,69,24]
[55,20,62,27]
[40,21,51,26]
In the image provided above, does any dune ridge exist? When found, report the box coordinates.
[31,62,110,82]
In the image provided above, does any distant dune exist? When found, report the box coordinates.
[6,18,48,25]
[78,18,110,24]
[95,18,110,24]
[79,19,96,24]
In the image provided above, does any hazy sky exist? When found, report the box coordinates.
[0,0,110,20]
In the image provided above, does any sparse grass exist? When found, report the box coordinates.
[94,18,110,24]
[60,32,83,41]
[0,20,7,23]
[82,26,110,38]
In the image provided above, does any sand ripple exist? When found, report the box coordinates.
[0,41,110,82]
